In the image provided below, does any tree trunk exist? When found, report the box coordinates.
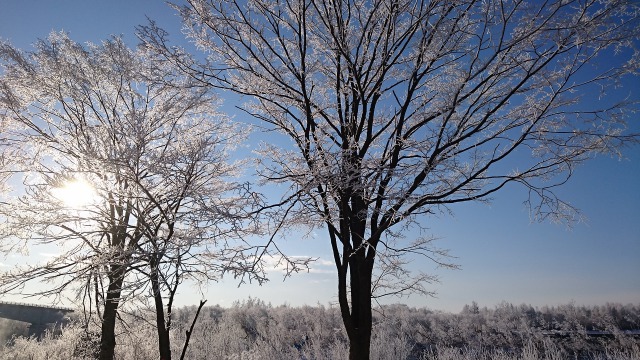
[342,271,373,360]
[99,270,124,360]
[346,256,373,360]
[349,333,371,360]
[335,173,375,360]
[151,261,172,360]
[337,232,374,360]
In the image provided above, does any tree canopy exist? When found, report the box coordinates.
[0,32,257,360]
[140,0,639,358]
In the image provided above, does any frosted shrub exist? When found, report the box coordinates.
[0,324,84,360]
[600,344,640,360]
[370,318,413,360]
[517,339,565,360]
[173,319,224,359]
[114,319,159,360]
[420,340,637,360]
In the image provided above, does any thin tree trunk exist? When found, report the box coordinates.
[150,260,172,360]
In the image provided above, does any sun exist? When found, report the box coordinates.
[52,178,98,208]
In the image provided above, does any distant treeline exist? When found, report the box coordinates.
[1,299,638,359]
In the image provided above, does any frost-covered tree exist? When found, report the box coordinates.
[0,32,256,360]
[139,0,640,358]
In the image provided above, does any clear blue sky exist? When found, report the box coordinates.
[1,0,638,312]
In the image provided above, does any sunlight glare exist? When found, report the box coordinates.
[52,179,98,208]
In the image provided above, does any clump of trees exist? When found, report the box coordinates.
[0,32,296,360]
[1,300,638,360]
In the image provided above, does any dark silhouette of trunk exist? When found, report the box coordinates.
[99,201,138,360]
[344,256,373,360]
[99,265,125,360]
[333,167,376,360]
[337,248,374,360]
[150,257,172,360]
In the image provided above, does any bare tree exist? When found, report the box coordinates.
[139,0,639,358]
[0,32,256,360]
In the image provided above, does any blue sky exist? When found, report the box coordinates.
[0,0,638,312]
